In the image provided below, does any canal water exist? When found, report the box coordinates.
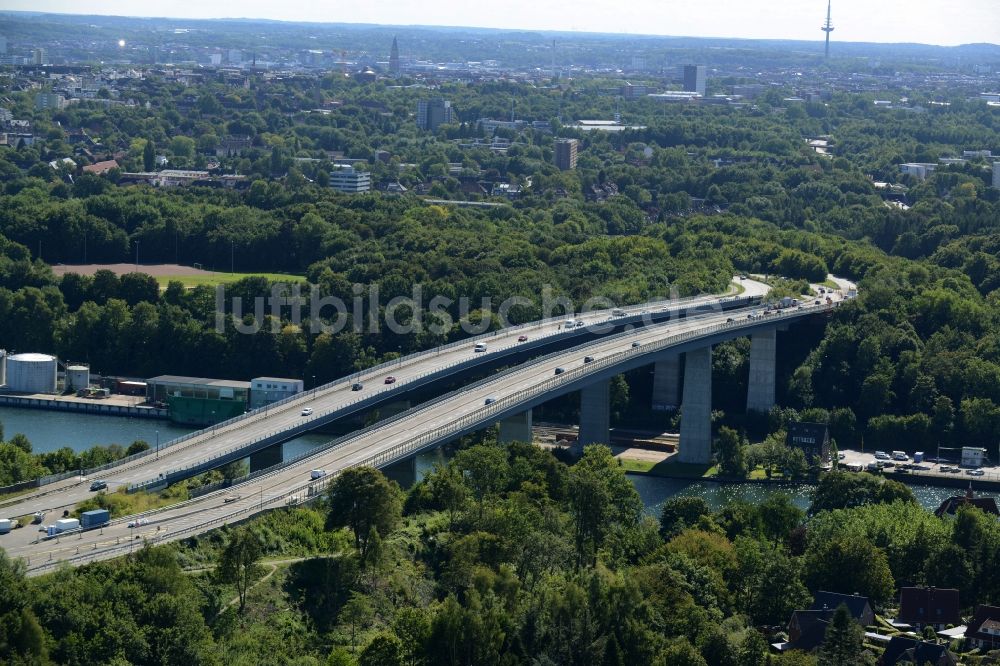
[0,406,962,513]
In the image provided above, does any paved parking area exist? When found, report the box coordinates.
[838,449,1000,483]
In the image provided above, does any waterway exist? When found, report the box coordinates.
[0,407,964,513]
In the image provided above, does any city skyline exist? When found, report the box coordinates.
[1,1,998,47]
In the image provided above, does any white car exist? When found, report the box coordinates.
[874,451,890,460]
[967,469,986,477]
[300,407,314,416]
[127,518,149,528]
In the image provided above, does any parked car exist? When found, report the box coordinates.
[300,407,314,416]
[518,335,528,342]
[89,480,107,492]
[874,451,890,460]
[384,376,396,384]
[940,466,955,472]
[892,451,909,461]
[967,469,986,476]
[351,383,363,391]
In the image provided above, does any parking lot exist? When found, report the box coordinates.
[838,448,1000,483]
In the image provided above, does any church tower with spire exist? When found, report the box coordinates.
[389,36,400,77]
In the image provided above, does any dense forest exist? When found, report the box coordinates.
[4,442,1000,665]
[2,50,1000,664]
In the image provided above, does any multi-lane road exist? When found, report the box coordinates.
[0,280,768,523]
[2,278,856,575]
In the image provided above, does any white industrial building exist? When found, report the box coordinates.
[5,353,58,393]
[250,377,304,408]
[900,163,937,180]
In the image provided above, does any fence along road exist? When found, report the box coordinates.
[0,280,768,522]
[9,285,852,575]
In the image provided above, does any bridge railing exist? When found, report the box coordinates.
[24,298,845,575]
[39,291,747,487]
[121,296,759,491]
[127,298,831,493]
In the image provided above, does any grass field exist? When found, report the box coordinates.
[155,272,306,288]
[620,458,716,478]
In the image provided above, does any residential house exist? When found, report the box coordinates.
[787,610,833,651]
[879,636,956,666]
[897,587,960,630]
[82,159,119,175]
[966,606,1000,650]
[934,486,1000,518]
[811,591,875,626]
[786,422,831,464]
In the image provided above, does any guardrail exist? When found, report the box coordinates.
[12,290,737,494]
[24,298,844,575]
[125,297,761,491]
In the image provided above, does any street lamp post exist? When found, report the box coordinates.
[155,430,159,459]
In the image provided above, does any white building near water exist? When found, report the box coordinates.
[5,353,57,393]
[250,377,304,408]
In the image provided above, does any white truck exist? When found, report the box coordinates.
[46,518,80,536]
[0,518,15,534]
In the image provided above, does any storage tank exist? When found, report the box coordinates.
[6,353,58,393]
[0,349,6,386]
[65,365,91,391]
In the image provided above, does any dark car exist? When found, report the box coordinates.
[554,367,565,375]
[351,383,363,391]
[384,376,396,384]
[89,480,107,492]
[631,341,641,348]
[583,356,594,363]
[518,335,528,342]
[484,397,496,405]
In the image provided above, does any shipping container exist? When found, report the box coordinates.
[81,509,110,529]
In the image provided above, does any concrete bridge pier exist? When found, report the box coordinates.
[575,379,610,456]
[380,400,412,419]
[651,354,681,411]
[249,444,283,472]
[746,329,777,414]
[679,346,712,464]
[383,455,418,488]
[499,409,533,444]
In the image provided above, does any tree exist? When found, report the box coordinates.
[568,445,643,565]
[817,605,865,666]
[805,535,895,604]
[715,427,748,478]
[340,592,374,653]
[452,445,509,518]
[143,139,156,172]
[427,463,469,529]
[217,527,263,614]
[326,467,402,565]
[359,632,404,666]
[738,630,768,666]
[659,496,711,538]
[809,471,915,515]
[0,550,46,664]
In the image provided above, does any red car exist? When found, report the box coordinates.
[384,376,396,385]
[518,335,528,342]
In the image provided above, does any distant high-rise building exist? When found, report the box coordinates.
[682,65,706,96]
[417,98,454,131]
[389,37,400,76]
[554,138,579,170]
[822,0,835,58]
[329,165,371,193]
[35,93,65,111]
[0,36,7,56]
[32,48,47,66]
[993,162,1000,189]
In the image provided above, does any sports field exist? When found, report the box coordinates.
[50,263,305,288]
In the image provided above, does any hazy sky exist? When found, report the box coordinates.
[6,0,1000,46]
